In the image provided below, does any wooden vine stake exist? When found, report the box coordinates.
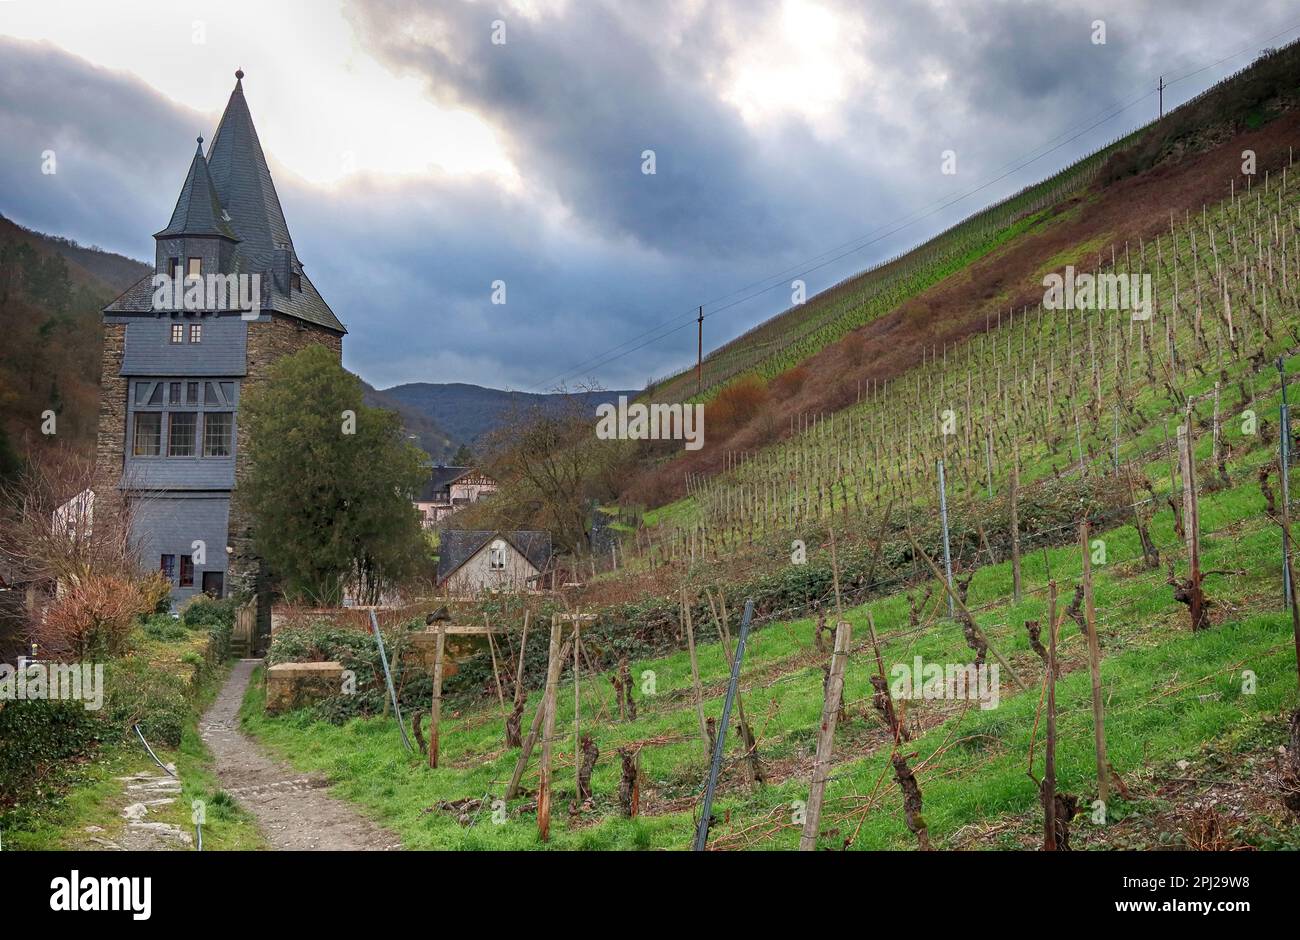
[800,619,851,850]
[505,610,529,748]
[682,588,711,761]
[535,614,564,842]
[485,613,505,708]
[428,628,446,768]
[504,632,572,800]
[1176,420,1209,630]
[1010,439,1022,603]
[535,613,595,842]
[1079,521,1110,806]
[1042,581,1059,850]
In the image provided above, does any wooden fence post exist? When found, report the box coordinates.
[800,620,851,850]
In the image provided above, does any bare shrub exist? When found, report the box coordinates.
[0,450,141,589]
[707,375,768,441]
[841,330,867,366]
[770,365,809,399]
[36,573,154,658]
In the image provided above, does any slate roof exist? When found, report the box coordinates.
[155,139,239,241]
[106,71,345,334]
[437,530,552,583]
[205,73,297,269]
[417,466,471,501]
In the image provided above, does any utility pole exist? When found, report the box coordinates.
[696,305,704,396]
[1158,75,1165,119]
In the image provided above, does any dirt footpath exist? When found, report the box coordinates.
[201,659,399,850]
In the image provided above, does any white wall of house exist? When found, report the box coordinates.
[444,538,539,595]
[415,473,497,529]
[449,480,495,502]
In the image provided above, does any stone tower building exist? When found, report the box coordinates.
[94,70,345,609]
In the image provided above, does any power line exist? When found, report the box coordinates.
[529,20,1300,393]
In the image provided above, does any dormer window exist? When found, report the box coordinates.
[168,257,180,278]
[291,271,301,292]
[187,257,202,279]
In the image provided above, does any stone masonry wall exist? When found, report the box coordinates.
[226,314,344,598]
[91,323,128,522]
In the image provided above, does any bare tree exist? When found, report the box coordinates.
[476,384,620,555]
[0,450,144,591]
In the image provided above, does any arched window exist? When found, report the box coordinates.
[488,539,507,570]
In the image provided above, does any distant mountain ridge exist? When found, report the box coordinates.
[0,212,150,292]
[359,380,457,461]
[379,382,638,448]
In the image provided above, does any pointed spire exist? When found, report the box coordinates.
[155,136,238,240]
[205,68,295,262]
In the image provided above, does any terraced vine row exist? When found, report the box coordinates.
[648,153,1299,566]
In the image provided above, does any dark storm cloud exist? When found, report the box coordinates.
[1,1,1295,391]
[0,37,209,256]
[347,0,841,260]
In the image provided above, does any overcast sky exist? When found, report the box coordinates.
[1,0,1295,392]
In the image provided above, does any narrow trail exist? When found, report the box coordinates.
[201,659,399,851]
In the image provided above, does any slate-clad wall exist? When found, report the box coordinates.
[124,455,237,490]
[123,378,240,491]
[154,236,236,282]
[119,315,248,375]
[132,494,230,605]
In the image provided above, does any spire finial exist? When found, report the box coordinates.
[235,68,244,81]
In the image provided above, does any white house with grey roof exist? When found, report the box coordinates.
[437,530,552,596]
[93,70,346,615]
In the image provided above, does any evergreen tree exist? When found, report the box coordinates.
[239,345,430,605]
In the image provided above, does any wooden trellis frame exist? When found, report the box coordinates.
[423,622,501,769]
[503,611,596,841]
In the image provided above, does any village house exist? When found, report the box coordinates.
[436,530,551,596]
[415,465,496,528]
[92,70,345,609]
